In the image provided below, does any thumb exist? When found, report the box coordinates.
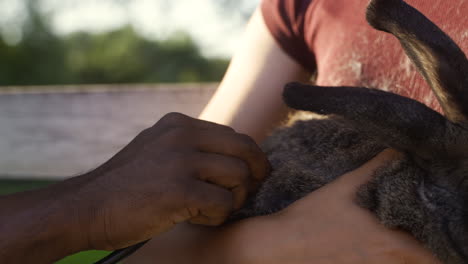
[321,148,402,199]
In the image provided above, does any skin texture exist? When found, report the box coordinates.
[235,149,440,264]
[126,2,441,263]
[0,1,452,263]
[126,150,441,264]
[199,8,310,142]
[0,113,269,263]
[235,0,468,263]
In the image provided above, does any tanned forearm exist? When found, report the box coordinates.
[0,174,92,264]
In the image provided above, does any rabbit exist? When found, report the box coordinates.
[231,0,468,263]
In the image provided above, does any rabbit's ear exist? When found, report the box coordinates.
[366,0,468,124]
[283,83,468,159]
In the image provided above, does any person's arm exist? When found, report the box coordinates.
[199,8,311,142]
[0,113,269,263]
[230,149,440,264]
[0,173,92,263]
[125,6,442,264]
[126,150,441,264]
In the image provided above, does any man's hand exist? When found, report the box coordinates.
[81,112,269,250]
[0,113,269,264]
[126,149,441,264]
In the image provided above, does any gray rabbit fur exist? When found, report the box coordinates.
[232,0,468,263]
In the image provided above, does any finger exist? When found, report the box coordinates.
[187,181,234,226]
[193,153,250,210]
[324,149,402,198]
[194,130,270,183]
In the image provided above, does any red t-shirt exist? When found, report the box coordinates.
[261,0,468,113]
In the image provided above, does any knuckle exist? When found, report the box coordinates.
[137,127,152,139]
[160,112,190,126]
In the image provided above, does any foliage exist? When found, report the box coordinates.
[63,28,229,84]
[0,1,230,86]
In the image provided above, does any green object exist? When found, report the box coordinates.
[55,250,112,264]
[0,178,56,195]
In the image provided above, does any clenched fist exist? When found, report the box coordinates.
[79,113,269,250]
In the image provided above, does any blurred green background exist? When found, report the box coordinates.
[0,0,256,86]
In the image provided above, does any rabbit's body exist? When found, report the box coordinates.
[236,114,463,263]
[232,0,468,263]
[235,115,384,217]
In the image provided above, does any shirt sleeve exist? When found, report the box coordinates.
[261,0,316,71]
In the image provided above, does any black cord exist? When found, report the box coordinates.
[93,240,149,264]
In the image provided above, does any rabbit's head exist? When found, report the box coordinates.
[283,0,468,262]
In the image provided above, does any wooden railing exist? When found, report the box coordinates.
[0,83,217,179]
